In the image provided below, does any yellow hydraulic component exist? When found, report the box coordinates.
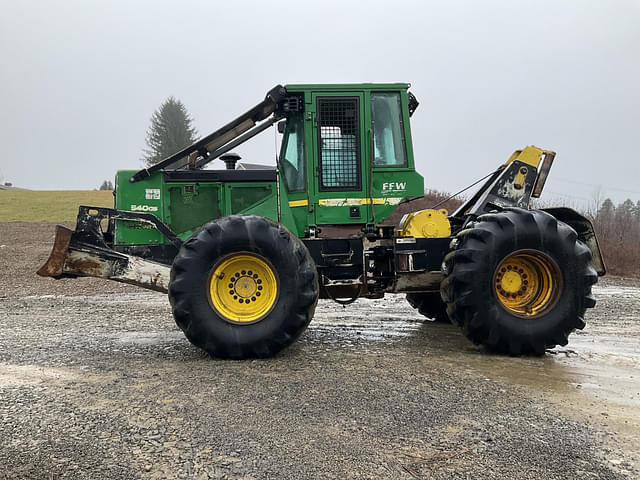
[505,145,554,168]
[513,165,529,190]
[209,253,279,324]
[493,250,562,318]
[397,209,451,238]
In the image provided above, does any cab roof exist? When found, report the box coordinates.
[284,83,410,93]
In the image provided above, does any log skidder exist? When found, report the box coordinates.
[37,83,606,359]
[441,208,597,355]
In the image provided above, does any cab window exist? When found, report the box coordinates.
[280,114,306,192]
[371,92,408,167]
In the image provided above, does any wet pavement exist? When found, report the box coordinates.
[0,280,638,478]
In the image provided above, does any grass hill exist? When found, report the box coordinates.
[0,190,114,222]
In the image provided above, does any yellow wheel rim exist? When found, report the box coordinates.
[493,250,562,318]
[208,253,279,324]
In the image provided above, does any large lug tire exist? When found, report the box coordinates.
[406,292,451,323]
[169,215,319,359]
[441,208,597,355]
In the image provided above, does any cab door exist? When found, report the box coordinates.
[310,93,370,226]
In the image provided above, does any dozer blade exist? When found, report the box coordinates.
[37,225,73,278]
[37,225,170,293]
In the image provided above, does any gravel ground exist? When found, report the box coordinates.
[0,222,639,479]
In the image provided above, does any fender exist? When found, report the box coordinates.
[542,207,606,276]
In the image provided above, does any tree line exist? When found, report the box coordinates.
[591,198,640,277]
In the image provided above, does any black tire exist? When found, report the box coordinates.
[441,208,597,355]
[406,292,451,323]
[169,215,318,359]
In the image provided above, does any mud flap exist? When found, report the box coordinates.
[542,207,606,276]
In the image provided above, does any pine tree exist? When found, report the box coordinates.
[633,200,640,222]
[141,97,198,166]
[594,198,615,238]
[614,199,636,239]
[634,201,640,240]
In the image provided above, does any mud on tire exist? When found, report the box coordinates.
[169,215,318,359]
[440,208,597,355]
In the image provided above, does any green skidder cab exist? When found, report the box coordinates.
[38,83,606,359]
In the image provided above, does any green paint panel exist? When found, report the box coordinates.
[114,170,165,245]
[224,183,278,221]
[167,184,221,235]
[229,185,273,214]
[113,170,279,246]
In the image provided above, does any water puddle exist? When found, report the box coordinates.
[21,292,166,305]
[593,284,640,298]
[311,296,640,413]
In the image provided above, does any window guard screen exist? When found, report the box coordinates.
[317,97,361,191]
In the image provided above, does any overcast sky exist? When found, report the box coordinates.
[1,0,638,207]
